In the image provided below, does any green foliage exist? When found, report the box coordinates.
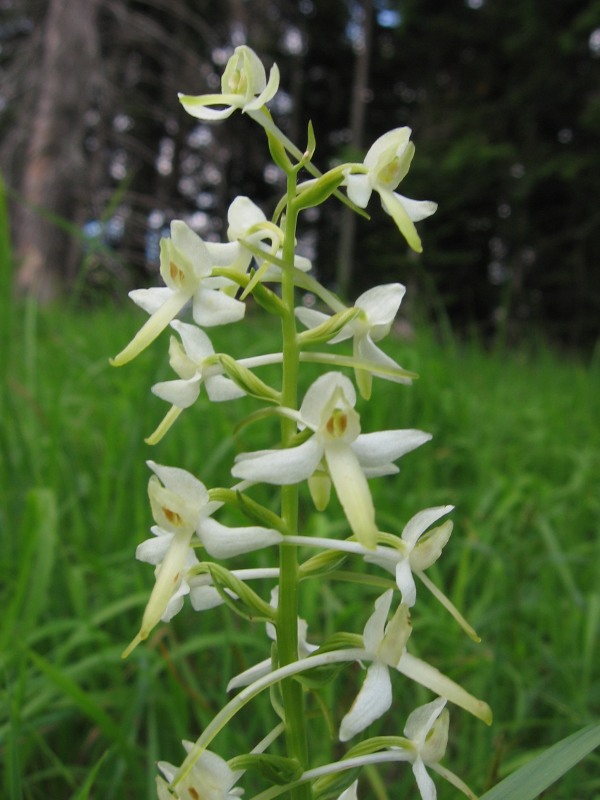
[1,302,599,797]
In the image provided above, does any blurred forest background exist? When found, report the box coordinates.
[1,0,599,346]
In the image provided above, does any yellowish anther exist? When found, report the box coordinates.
[378,156,402,188]
[170,261,185,284]
[326,409,348,438]
[188,787,200,800]
[163,507,184,527]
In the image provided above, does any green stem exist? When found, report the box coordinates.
[277,174,311,800]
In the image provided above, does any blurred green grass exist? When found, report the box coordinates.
[1,291,599,799]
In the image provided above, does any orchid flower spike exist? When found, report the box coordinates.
[179,45,280,121]
[296,282,409,398]
[232,372,431,550]
[156,742,243,800]
[344,128,437,253]
[111,221,244,366]
[122,462,280,657]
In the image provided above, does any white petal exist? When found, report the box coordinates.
[397,653,493,724]
[205,240,241,266]
[339,660,392,741]
[129,287,173,315]
[294,306,331,330]
[179,94,237,120]
[161,577,190,622]
[192,286,246,327]
[171,220,211,273]
[189,583,226,611]
[363,589,393,653]
[379,189,423,253]
[152,377,202,409]
[352,429,431,470]
[205,374,246,402]
[300,372,356,430]
[232,436,324,485]
[345,173,372,208]
[412,758,437,800]
[355,283,406,327]
[135,531,174,565]
[364,127,412,170]
[402,506,453,548]
[337,780,359,800]
[147,461,209,507]
[404,697,447,743]
[170,320,215,360]
[111,291,189,366]
[244,62,280,111]
[396,557,417,607]
[325,441,378,550]
[411,520,453,572]
[227,196,267,238]
[394,194,438,222]
[199,517,282,558]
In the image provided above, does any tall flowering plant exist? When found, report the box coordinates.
[112,45,491,800]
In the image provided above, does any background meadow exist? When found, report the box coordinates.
[1,270,599,798]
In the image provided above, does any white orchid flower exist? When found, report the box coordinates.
[232,372,431,550]
[156,742,243,800]
[122,462,281,657]
[402,697,451,800]
[337,781,359,800]
[339,590,413,741]
[339,590,491,741]
[179,45,279,121]
[364,506,454,607]
[111,221,244,366]
[226,197,312,289]
[296,282,409,398]
[228,587,318,690]
[344,128,437,253]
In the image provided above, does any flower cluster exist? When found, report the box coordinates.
[113,45,490,800]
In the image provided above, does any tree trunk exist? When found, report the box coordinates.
[15,0,100,301]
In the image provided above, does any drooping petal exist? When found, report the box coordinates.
[397,652,493,724]
[324,440,378,550]
[395,557,417,607]
[129,286,173,315]
[205,374,246,402]
[192,285,245,327]
[135,529,174,565]
[355,335,412,386]
[110,290,189,366]
[198,517,282,559]
[339,660,392,741]
[412,757,437,800]
[178,93,238,121]
[394,194,438,222]
[352,429,432,471]
[232,436,324,485]
[152,377,202,408]
[344,173,372,208]
[379,189,423,253]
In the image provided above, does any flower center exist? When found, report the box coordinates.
[325,409,348,438]
[229,68,248,95]
[162,506,184,527]
[169,261,185,285]
[377,156,403,188]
